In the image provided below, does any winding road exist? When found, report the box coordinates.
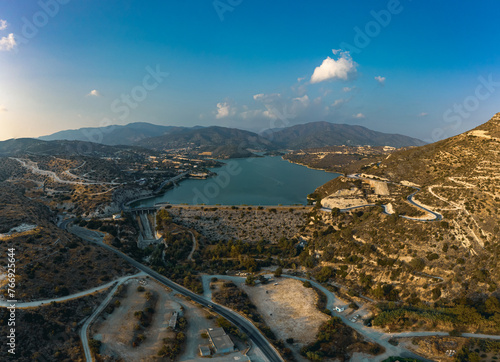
[321,174,443,222]
[0,273,144,309]
[11,157,121,186]
[64,221,283,362]
[80,274,145,362]
[203,273,500,361]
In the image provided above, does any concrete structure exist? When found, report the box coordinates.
[199,345,211,357]
[169,311,178,329]
[207,327,234,354]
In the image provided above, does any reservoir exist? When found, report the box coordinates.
[132,156,339,207]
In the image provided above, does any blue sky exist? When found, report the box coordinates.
[0,0,499,142]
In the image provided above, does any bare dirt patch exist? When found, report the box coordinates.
[92,278,181,361]
[242,278,329,346]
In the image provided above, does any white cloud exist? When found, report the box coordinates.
[374,76,386,85]
[216,102,230,118]
[310,50,357,84]
[353,113,365,119]
[253,93,281,103]
[0,20,7,31]
[215,102,237,119]
[332,98,348,108]
[0,33,16,51]
[87,89,101,97]
[418,112,428,117]
[0,105,7,112]
[293,95,310,107]
[297,77,306,82]
[343,87,354,92]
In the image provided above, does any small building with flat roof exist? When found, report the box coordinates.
[207,327,234,354]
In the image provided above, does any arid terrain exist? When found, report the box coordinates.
[241,278,330,346]
[168,205,310,243]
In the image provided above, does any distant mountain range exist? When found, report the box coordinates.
[0,121,425,158]
[38,122,184,146]
[269,122,426,149]
[0,138,153,158]
[35,121,424,154]
[135,126,276,158]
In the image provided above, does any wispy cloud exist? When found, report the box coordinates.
[310,50,357,84]
[353,113,365,119]
[343,86,355,93]
[418,112,428,117]
[0,33,16,51]
[374,76,386,85]
[332,98,348,108]
[87,89,101,97]
[0,105,7,112]
[0,19,7,31]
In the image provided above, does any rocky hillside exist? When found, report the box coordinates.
[303,113,500,310]
[0,138,155,158]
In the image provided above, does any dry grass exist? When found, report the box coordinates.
[242,278,329,345]
[92,279,180,361]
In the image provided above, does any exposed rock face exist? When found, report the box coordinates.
[321,187,368,209]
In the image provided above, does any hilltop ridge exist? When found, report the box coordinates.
[300,113,500,308]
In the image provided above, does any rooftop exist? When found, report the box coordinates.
[207,328,234,352]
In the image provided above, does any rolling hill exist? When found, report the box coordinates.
[38,122,185,146]
[39,121,425,154]
[134,126,276,158]
[0,138,154,157]
[305,112,500,308]
[270,122,426,149]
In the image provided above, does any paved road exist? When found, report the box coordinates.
[206,274,424,361]
[154,171,190,193]
[404,188,443,221]
[322,174,443,222]
[281,275,428,361]
[65,222,283,362]
[0,273,144,308]
[205,273,500,361]
[80,274,144,362]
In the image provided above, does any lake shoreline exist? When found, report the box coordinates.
[130,156,339,208]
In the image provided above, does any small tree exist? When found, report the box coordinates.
[274,267,283,278]
[245,275,256,286]
[331,207,341,217]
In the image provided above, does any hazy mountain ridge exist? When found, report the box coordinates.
[135,125,275,152]
[38,122,183,146]
[0,138,155,157]
[269,122,426,148]
[38,121,425,153]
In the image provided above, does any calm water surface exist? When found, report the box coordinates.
[133,156,339,207]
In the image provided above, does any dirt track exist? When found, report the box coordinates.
[92,278,181,361]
